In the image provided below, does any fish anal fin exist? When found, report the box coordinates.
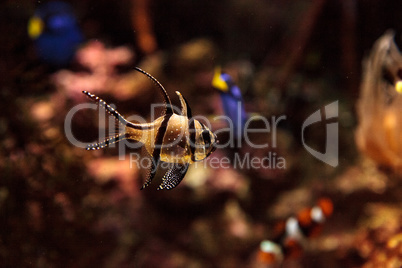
[140,146,159,190]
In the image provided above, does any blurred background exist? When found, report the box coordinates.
[1,0,402,267]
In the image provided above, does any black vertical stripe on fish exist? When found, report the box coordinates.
[180,93,197,161]
[202,130,211,146]
[141,113,172,189]
[188,118,197,162]
[180,92,197,161]
[134,67,174,115]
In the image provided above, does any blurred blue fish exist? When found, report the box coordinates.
[28,1,84,66]
[212,67,248,139]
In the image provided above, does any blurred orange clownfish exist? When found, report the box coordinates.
[254,198,333,267]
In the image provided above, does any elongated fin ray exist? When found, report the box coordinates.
[87,133,127,150]
[158,163,189,190]
[134,67,174,115]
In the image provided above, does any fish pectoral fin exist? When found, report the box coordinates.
[158,163,189,190]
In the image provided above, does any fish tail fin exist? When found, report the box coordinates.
[83,90,149,150]
[86,133,128,150]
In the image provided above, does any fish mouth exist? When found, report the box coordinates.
[210,133,218,152]
[215,135,219,149]
[206,144,217,157]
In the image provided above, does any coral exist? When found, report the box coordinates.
[354,203,402,267]
[355,31,402,174]
[52,40,137,101]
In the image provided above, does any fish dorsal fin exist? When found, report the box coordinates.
[134,67,174,115]
[175,91,192,119]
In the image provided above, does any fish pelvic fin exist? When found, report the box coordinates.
[158,163,189,190]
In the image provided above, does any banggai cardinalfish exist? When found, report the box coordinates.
[83,67,217,190]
